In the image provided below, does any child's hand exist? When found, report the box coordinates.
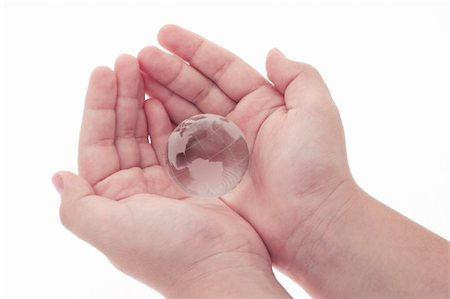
[138,25,354,271]
[53,56,290,298]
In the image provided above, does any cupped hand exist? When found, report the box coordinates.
[54,55,279,296]
[137,25,356,270]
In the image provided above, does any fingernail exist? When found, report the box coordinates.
[52,174,64,195]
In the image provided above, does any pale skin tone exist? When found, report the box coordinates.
[53,25,449,298]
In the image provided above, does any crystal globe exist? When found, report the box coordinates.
[167,114,249,198]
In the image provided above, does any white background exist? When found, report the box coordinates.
[0,1,448,298]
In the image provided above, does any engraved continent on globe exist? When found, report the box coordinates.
[167,114,249,198]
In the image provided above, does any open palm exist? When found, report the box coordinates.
[137,25,353,264]
[59,24,353,294]
[59,54,273,294]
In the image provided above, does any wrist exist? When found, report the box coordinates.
[165,251,291,298]
[277,181,450,298]
[274,178,363,275]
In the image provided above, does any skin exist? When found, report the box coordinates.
[53,25,449,298]
[54,56,290,298]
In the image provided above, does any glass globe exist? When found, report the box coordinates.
[167,114,249,198]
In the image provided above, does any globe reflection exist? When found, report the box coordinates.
[167,114,249,198]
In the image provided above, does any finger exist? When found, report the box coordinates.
[138,46,235,115]
[144,99,173,166]
[158,24,269,101]
[79,66,120,185]
[54,171,122,252]
[53,171,94,202]
[136,108,158,168]
[265,48,331,109]
[141,72,201,124]
[114,54,141,169]
[133,70,159,168]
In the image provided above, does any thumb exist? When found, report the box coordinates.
[52,171,119,250]
[52,171,94,202]
[265,48,331,109]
